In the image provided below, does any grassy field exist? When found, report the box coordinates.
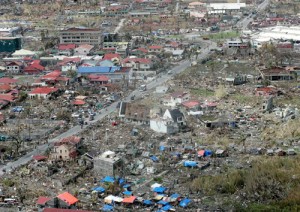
[190,156,300,210]
[190,88,215,97]
[207,31,240,40]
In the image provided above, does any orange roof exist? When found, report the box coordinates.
[0,77,18,84]
[182,101,200,108]
[0,84,11,91]
[36,196,51,205]
[57,192,78,206]
[149,45,162,49]
[0,94,15,102]
[29,87,58,95]
[122,196,136,204]
[72,99,86,105]
[58,136,81,146]
[198,150,205,156]
[103,53,121,61]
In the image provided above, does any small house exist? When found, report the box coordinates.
[74,44,94,56]
[163,91,190,107]
[150,108,186,134]
[50,136,82,161]
[29,87,59,99]
[46,192,78,209]
[5,61,23,74]
[119,101,150,125]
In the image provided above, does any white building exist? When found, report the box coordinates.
[150,108,186,134]
[163,91,190,107]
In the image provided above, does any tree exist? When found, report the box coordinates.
[67,69,77,79]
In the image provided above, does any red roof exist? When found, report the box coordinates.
[198,150,205,156]
[103,53,121,61]
[0,84,11,92]
[122,196,136,203]
[43,208,94,212]
[0,94,15,102]
[182,101,200,108]
[149,45,162,49]
[123,57,151,64]
[0,77,18,84]
[57,192,78,206]
[24,63,45,72]
[33,155,47,161]
[36,196,51,205]
[29,87,58,95]
[58,44,76,51]
[88,74,109,81]
[72,99,86,105]
[135,47,148,53]
[41,70,62,80]
[58,57,81,66]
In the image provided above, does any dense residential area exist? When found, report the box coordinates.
[0,0,300,211]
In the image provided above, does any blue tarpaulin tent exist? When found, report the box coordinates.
[118,178,125,185]
[102,204,114,211]
[123,184,131,188]
[153,186,167,193]
[183,161,197,167]
[170,193,180,199]
[179,198,191,207]
[101,176,115,183]
[143,200,153,205]
[159,146,165,151]
[204,150,212,157]
[92,186,105,193]
[123,191,132,195]
[157,200,169,205]
[150,155,159,162]
[161,204,173,211]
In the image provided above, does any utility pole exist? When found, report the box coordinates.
[105,128,109,145]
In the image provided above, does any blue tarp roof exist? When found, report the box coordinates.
[118,178,125,185]
[101,176,115,183]
[92,186,105,193]
[171,152,181,157]
[162,204,173,211]
[170,193,180,199]
[204,150,213,157]
[102,204,114,211]
[150,155,159,162]
[159,146,165,151]
[153,186,167,193]
[123,184,131,188]
[143,200,153,205]
[179,198,191,207]
[183,161,198,167]
[78,66,120,74]
[157,200,169,205]
[123,191,132,195]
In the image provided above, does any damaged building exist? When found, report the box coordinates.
[93,151,123,177]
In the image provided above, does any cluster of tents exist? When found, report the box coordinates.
[91,176,192,211]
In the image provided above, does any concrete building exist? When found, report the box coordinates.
[59,28,102,45]
[93,151,123,177]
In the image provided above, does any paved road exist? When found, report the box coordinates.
[0,2,265,175]
[238,0,269,30]
[0,41,216,176]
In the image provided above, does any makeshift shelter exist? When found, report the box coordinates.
[150,155,159,162]
[122,196,136,204]
[143,199,153,206]
[72,100,86,105]
[92,186,105,193]
[101,176,115,183]
[162,204,173,211]
[102,204,114,211]
[104,195,123,204]
[123,191,132,196]
[153,186,167,193]
[179,198,191,207]
[157,200,169,205]
[183,161,198,167]
[151,183,162,188]
[154,194,165,200]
